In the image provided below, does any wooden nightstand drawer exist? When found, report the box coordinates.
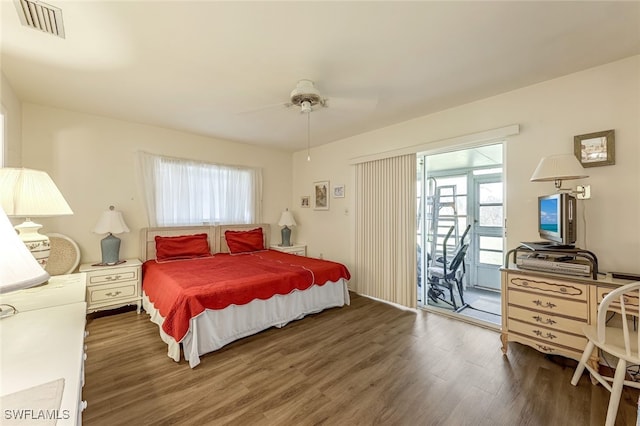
[87,267,138,285]
[88,282,138,305]
[508,289,588,320]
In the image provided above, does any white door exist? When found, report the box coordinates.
[471,175,504,291]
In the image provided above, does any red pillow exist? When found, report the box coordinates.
[225,228,265,254]
[155,233,211,262]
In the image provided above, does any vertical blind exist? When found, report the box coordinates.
[355,153,417,308]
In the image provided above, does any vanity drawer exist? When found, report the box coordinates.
[508,305,587,335]
[508,289,588,320]
[507,274,588,302]
[509,318,587,351]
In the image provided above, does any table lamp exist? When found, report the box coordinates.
[93,205,130,265]
[278,209,296,247]
[0,168,73,267]
[0,205,50,317]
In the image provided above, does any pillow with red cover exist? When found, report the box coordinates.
[225,228,265,254]
[155,233,211,262]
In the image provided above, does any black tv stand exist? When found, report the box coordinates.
[506,244,599,279]
[520,241,575,251]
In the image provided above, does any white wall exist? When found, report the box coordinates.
[292,55,640,275]
[0,72,22,166]
[20,104,293,263]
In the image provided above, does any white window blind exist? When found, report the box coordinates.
[139,152,262,227]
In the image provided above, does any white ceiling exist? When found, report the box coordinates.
[1,1,639,153]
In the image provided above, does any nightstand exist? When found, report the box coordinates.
[79,258,142,314]
[270,243,307,256]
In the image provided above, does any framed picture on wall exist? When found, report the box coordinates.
[300,196,310,208]
[333,184,345,198]
[574,129,615,167]
[313,181,329,210]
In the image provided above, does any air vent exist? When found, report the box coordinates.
[14,0,65,38]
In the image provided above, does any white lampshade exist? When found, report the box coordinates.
[93,206,130,235]
[0,168,73,217]
[0,168,73,268]
[530,154,589,183]
[0,205,49,294]
[278,209,297,227]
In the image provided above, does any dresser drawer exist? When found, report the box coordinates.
[597,286,640,313]
[87,282,138,305]
[508,305,587,335]
[508,289,588,320]
[87,267,138,285]
[509,334,585,360]
[507,274,588,301]
[509,318,587,351]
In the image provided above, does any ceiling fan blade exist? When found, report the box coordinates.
[235,101,291,115]
[323,96,379,111]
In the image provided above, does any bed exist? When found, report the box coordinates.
[139,224,351,368]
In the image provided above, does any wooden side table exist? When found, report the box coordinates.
[79,258,142,314]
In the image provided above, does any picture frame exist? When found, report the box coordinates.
[300,196,310,208]
[333,184,345,198]
[574,129,615,168]
[313,181,329,210]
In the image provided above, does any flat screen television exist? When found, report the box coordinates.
[538,193,576,247]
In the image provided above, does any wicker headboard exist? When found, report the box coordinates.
[139,224,270,261]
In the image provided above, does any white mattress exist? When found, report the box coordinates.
[142,279,350,368]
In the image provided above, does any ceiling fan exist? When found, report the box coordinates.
[240,79,378,160]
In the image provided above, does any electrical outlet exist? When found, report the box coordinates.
[576,185,591,200]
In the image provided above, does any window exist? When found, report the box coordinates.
[140,152,262,226]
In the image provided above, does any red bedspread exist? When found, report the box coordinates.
[142,250,351,342]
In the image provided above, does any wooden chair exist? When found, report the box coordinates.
[570,281,640,426]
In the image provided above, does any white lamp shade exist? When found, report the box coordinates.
[0,205,49,293]
[0,168,73,217]
[530,154,589,182]
[278,210,297,227]
[93,207,130,234]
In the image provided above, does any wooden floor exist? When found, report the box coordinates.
[83,293,638,425]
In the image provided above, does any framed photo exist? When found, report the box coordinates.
[300,196,310,208]
[313,181,329,210]
[574,129,615,167]
[333,184,345,198]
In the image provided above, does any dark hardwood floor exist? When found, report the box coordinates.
[83,293,638,425]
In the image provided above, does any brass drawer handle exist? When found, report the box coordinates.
[533,329,557,340]
[532,315,557,325]
[533,299,556,309]
[536,344,555,353]
[105,291,122,297]
[105,275,122,281]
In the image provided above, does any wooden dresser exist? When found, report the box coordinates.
[501,267,632,367]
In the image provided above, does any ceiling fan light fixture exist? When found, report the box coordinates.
[290,79,323,108]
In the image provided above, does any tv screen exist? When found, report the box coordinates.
[538,193,576,246]
[539,197,559,234]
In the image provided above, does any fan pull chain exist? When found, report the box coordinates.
[306,111,311,162]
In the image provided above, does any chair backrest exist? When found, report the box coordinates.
[596,281,640,359]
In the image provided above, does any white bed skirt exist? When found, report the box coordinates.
[142,279,350,368]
